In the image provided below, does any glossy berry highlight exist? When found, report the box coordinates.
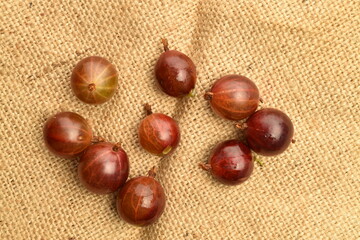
[155,38,196,98]
[243,108,294,156]
[43,112,93,158]
[138,104,180,156]
[200,140,254,185]
[205,75,259,120]
[78,142,129,194]
[71,56,118,104]
[116,167,166,226]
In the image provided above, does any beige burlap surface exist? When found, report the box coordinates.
[1,0,359,239]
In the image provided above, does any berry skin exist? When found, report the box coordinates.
[205,75,259,120]
[78,142,129,194]
[116,168,166,226]
[200,140,254,185]
[43,112,93,158]
[71,56,118,104]
[138,104,180,156]
[155,39,196,98]
[244,108,294,156]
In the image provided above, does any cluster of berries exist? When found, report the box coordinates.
[43,39,294,226]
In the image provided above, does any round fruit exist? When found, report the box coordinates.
[243,108,294,156]
[116,168,166,226]
[200,140,253,185]
[138,104,180,156]
[204,74,259,120]
[71,56,118,104]
[43,112,93,158]
[155,38,196,98]
[78,142,129,194]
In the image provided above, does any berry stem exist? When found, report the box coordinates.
[161,38,169,52]
[259,97,264,103]
[112,142,122,152]
[91,136,105,143]
[148,166,157,178]
[204,92,213,100]
[235,122,247,130]
[162,146,172,155]
[88,83,96,92]
[144,103,153,115]
[187,89,196,98]
[253,155,264,167]
[199,162,211,171]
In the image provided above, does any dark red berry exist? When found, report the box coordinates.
[43,112,93,158]
[78,142,129,194]
[200,140,253,185]
[71,56,118,104]
[155,39,196,98]
[244,108,294,156]
[204,75,259,120]
[116,168,166,226]
[138,104,180,156]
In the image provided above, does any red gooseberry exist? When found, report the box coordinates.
[78,142,129,194]
[155,39,196,98]
[204,74,259,120]
[241,108,294,156]
[43,112,93,158]
[200,140,254,185]
[138,104,180,156]
[116,167,166,226]
[71,56,118,104]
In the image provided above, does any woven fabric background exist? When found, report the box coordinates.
[1,0,359,239]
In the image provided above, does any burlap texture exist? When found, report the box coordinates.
[1,0,359,239]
